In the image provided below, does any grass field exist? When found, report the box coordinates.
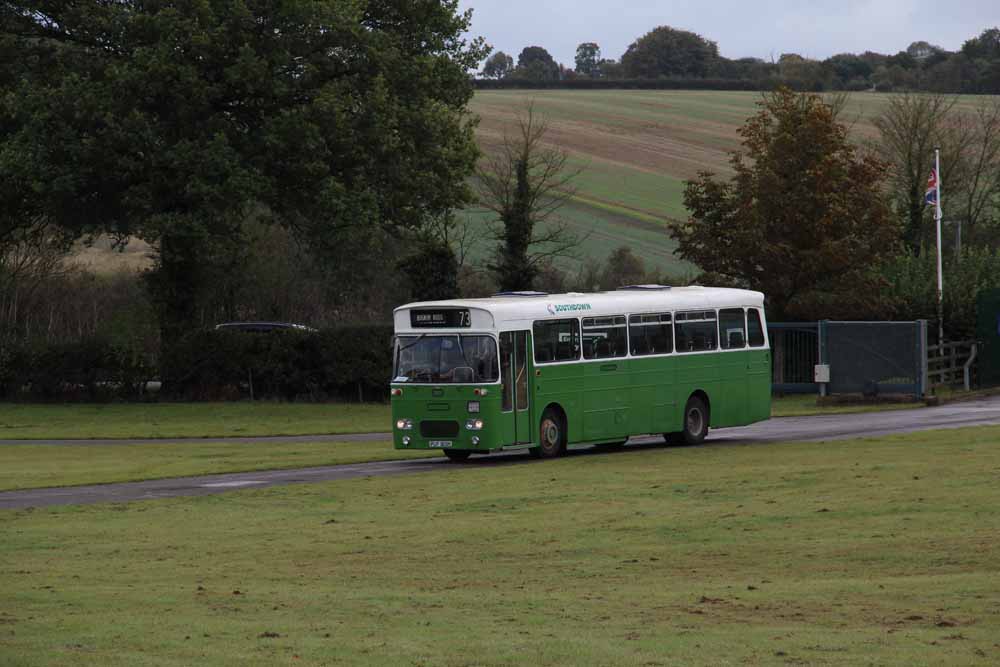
[0,398,923,492]
[0,397,923,441]
[466,90,998,274]
[0,402,389,440]
[2,427,999,665]
[0,438,438,492]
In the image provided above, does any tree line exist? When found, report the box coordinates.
[3,3,1000,401]
[481,26,1000,94]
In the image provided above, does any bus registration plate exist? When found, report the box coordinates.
[429,440,453,448]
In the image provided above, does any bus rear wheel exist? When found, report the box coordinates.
[531,409,565,459]
[443,449,472,462]
[681,395,709,445]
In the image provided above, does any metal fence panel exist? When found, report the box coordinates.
[822,321,926,396]
[769,323,818,394]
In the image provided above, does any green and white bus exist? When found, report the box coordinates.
[391,286,770,461]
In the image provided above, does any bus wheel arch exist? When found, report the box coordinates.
[531,403,567,458]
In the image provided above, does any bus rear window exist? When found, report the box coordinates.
[675,310,718,352]
[533,319,581,363]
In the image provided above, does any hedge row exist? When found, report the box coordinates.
[0,325,394,402]
[0,338,155,401]
[166,326,393,401]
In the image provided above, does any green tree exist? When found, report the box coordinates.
[575,42,601,77]
[1,1,487,382]
[398,239,460,302]
[600,246,646,290]
[515,46,560,81]
[671,88,899,320]
[621,26,719,79]
[872,92,969,253]
[477,105,580,292]
[483,51,515,79]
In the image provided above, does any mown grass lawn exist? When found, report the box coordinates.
[0,439,437,492]
[0,396,925,442]
[2,427,999,666]
[0,402,391,440]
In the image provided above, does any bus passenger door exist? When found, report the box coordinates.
[514,331,531,444]
[499,331,533,446]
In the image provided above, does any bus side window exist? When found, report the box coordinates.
[629,313,672,356]
[533,319,581,363]
[747,309,766,347]
[582,316,627,359]
[675,310,718,353]
[719,308,747,349]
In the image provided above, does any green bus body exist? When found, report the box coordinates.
[391,288,770,456]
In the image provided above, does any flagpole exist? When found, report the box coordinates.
[935,147,944,348]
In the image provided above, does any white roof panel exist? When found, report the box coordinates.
[394,287,765,331]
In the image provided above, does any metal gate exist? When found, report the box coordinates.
[769,323,819,394]
[819,321,927,397]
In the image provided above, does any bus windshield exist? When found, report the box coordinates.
[394,335,499,384]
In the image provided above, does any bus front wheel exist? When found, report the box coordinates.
[532,409,566,458]
[443,449,472,462]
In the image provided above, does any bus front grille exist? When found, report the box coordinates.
[420,420,459,438]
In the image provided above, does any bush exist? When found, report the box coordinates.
[0,337,157,401]
[879,248,1000,341]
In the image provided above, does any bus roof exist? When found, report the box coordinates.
[394,287,765,331]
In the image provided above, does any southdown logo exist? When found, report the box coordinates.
[546,303,592,315]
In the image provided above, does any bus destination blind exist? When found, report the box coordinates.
[410,309,471,328]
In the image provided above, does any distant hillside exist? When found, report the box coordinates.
[465,89,990,276]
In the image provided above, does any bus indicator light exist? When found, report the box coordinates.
[391,388,402,396]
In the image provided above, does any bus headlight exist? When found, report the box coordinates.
[465,419,484,431]
[396,419,413,430]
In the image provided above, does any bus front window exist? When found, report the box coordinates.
[394,335,499,384]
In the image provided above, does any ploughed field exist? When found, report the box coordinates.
[2,426,999,665]
[466,90,995,276]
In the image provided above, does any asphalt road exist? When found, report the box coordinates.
[4,396,1000,510]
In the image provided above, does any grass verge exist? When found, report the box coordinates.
[0,396,931,442]
[2,427,999,665]
[771,394,923,417]
[0,402,391,440]
[0,439,436,492]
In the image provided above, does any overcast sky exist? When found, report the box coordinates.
[457,0,996,67]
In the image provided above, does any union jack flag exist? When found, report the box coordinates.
[925,168,938,206]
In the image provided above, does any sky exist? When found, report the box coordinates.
[457,0,997,67]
